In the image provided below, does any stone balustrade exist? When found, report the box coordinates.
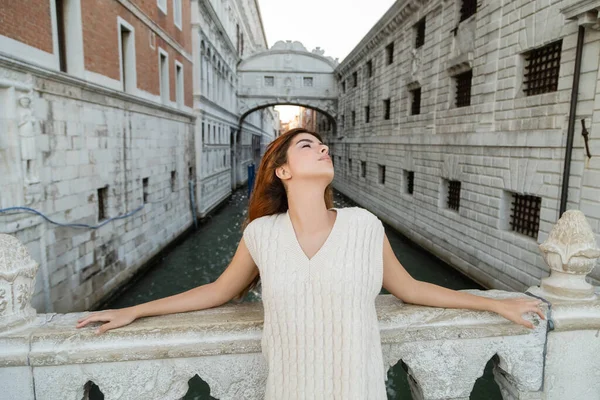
[1,210,599,399]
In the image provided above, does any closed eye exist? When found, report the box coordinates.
[302,144,311,148]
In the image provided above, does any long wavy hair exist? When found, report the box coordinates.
[232,127,334,301]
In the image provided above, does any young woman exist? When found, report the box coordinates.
[76,127,545,399]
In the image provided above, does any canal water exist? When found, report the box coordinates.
[97,188,502,400]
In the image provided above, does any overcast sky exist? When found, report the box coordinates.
[257,0,396,122]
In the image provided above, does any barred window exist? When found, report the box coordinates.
[342,80,346,93]
[510,193,541,239]
[523,40,562,96]
[352,71,358,87]
[365,106,370,123]
[405,171,414,195]
[361,161,366,178]
[352,111,356,126]
[386,42,394,65]
[415,18,426,48]
[447,180,461,211]
[97,186,108,221]
[366,60,373,78]
[455,70,472,108]
[383,98,391,120]
[378,165,386,184]
[460,0,477,22]
[303,77,313,87]
[410,87,421,115]
[264,76,274,86]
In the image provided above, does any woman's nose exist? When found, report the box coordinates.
[320,145,329,154]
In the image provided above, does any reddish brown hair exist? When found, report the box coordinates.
[232,128,334,301]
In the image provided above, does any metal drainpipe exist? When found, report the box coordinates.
[559,25,586,216]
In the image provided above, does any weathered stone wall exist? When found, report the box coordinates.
[0,57,196,313]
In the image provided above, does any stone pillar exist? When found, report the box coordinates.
[526,210,600,399]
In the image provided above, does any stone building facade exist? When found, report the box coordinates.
[192,0,278,216]
[0,0,277,312]
[321,0,600,291]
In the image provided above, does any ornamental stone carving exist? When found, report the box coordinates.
[0,234,39,333]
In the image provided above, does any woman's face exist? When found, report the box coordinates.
[280,133,333,184]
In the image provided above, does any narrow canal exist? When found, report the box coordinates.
[99,188,502,400]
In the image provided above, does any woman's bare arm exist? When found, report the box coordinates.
[381,233,544,328]
[76,237,259,333]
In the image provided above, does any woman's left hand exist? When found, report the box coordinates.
[492,297,546,329]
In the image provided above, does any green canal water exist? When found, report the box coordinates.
[94,189,502,400]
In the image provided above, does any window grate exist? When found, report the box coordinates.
[352,72,358,87]
[352,111,356,126]
[411,87,421,115]
[460,0,477,22]
[407,171,414,194]
[384,99,391,120]
[365,106,370,123]
[510,194,541,239]
[415,18,426,48]
[386,42,394,65]
[366,60,373,78]
[523,40,562,96]
[379,165,386,184]
[455,70,472,108]
[361,161,366,178]
[447,180,461,210]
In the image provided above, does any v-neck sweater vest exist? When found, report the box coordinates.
[243,206,387,399]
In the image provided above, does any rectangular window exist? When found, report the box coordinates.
[378,165,386,184]
[341,115,345,128]
[366,60,373,78]
[97,186,108,221]
[460,0,477,22]
[352,71,358,87]
[173,0,182,29]
[447,180,461,211]
[510,193,542,239]
[405,170,414,195]
[455,70,472,108]
[523,40,562,96]
[175,62,183,107]
[157,0,167,14]
[118,19,136,93]
[143,177,149,203]
[415,18,426,48]
[351,111,356,126]
[170,170,177,192]
[349,158,353,175]
[410,87,421,115]
[159,49,169,104]
[264,76,275,86]
[342,80,346,93]
[360,161,366,178]
[55,0,67,72]
[383,98,391,120]
[386,42,394,65]
[365,105,370,123]
[303,77,313,87]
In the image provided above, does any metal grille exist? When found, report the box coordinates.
[523,40,562,96]
[460,0,477,22]
[379,165,386,184]
[510,194,541,239]
[386,42,394,65]
[407,171,414,194]
[361,161,366,178]
[352,111,356,126]
[455,70,472,108]
[411,88,421,115]
[384,99,391,120]
[415,18,425,48]
[365,106,370,123]
[447,180,461,210]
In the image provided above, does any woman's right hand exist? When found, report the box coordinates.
[75,307,138,335]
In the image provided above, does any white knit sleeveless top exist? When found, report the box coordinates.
[243,206,387,399]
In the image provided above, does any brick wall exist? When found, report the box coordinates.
[0,0,53,53]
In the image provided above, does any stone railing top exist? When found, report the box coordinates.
[0,290,554,368]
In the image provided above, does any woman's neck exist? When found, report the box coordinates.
[286,185,332,234]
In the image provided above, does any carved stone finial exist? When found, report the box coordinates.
[0,234,39,332]
[537,210,600,300]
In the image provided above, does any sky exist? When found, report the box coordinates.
[257,0,396,123]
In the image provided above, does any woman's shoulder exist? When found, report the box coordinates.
[244,212,283,231]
